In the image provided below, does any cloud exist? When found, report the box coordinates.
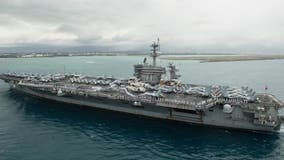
[0,0,284,53]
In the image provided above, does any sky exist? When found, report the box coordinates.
[1,0,284,53]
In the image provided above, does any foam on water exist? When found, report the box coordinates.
[280,125,284,133]
[85,61,96,64]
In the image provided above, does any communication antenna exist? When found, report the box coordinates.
[157,38,160,51]
[150,38,160,66]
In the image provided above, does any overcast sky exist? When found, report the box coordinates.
[1,0,284,53]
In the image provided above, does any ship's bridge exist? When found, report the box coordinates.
[133,39,166,85]
[134,64,166,85]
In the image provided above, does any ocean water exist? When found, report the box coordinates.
[0,56,284,160]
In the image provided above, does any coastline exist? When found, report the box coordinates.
[2,53,284,63]
[160,54,284,62]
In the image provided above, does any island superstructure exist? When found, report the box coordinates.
[0,39,283,132]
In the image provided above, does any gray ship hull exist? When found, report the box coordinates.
[12,86,280,132]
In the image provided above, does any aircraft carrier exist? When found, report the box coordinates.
[0,39,283,132]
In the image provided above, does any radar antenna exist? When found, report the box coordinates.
[168,63,181,80]
[150,38,160,66]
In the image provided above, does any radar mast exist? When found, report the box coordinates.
[151,38,160,66]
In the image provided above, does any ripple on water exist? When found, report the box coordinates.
[1,57,284,160]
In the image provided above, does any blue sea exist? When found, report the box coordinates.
[0,56,284,160]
